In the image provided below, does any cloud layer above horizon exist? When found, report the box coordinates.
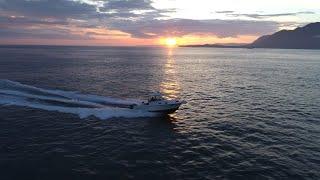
[0,0,319,45]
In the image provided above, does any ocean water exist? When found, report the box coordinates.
[0,46,319,180]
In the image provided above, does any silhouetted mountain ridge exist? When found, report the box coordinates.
[180,22,320,49]
[250,22,320,49]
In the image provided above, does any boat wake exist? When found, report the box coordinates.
[0,80,156,119]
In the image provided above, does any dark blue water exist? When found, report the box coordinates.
[0,45,320,180]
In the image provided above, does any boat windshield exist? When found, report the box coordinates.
[148,95,163,102]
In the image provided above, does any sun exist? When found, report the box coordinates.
[165,38,177,47]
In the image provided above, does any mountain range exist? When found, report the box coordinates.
[181,22,320,49]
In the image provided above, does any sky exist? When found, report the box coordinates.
[0,0,319,46]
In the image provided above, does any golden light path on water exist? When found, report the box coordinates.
[160,48,181,99]
[159,48,183,121]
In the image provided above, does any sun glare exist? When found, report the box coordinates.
[165,38,177,47]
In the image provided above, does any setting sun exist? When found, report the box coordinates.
[165,38,177,47]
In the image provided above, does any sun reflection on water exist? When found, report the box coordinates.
[160,49,181,100]
[158,48,187,122]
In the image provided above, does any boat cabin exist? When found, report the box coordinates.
[148,92,164,102]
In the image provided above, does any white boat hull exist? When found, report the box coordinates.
[135,103,181,113]
[133,100,184,114]
[131,92,186,114]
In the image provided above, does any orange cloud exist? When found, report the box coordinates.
[158,34,257,46]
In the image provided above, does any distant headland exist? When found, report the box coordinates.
[180,22,320,49]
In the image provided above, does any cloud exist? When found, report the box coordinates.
[215,11,234,14]
[109,18,278,38]
[97,0,175,20]
[0,0,99,19]
[101,0,154,11]
[0,26,83,40]
[0,15,69,27]
[0,0,282,44]
[226,11,315,19]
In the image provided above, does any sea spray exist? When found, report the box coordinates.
[0,80,155,119]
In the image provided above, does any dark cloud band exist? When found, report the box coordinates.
[0,0,283,42]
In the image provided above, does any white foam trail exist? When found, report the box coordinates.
[0,80,154,119]
[0,79,141,105]
[0,90,105,108]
